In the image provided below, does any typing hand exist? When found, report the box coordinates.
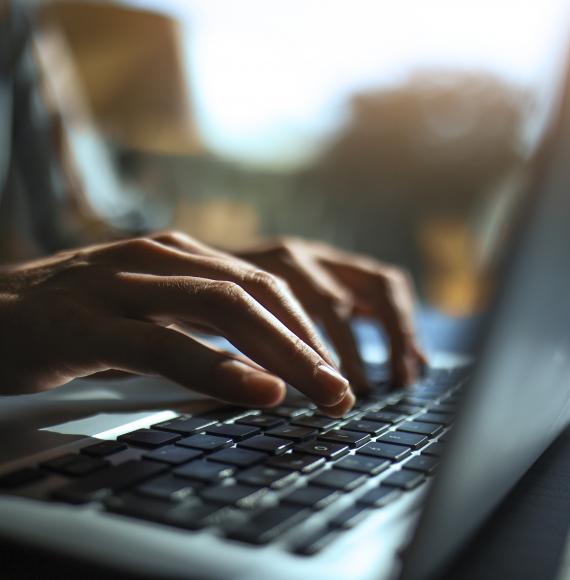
[0,232,353,416]
[236,238,427,393]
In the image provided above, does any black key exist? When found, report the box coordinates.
[266,453,325,473]
[175,434,233,452]
[265,425,318,442]
[81,441,127,458]
[41,453,78,473]
[52,460,167,504]
[282,486,340,509]
[423,442,445,457]
[377,431,428,450]
[362,411,406,424]
[382,470,425,490]
[358,486,402,507]
[237,466,298,489]
[335,455,390,475]
[397,421,443,437]
[342,420,390,435]
[201,484,268,508]
[59,456,109,477]
[118,429,180,448]
[318,430,370,448]
[384,404,423,414]
[430,403,456,413]
[416,412,454,426]
[291,415,338,430]
[174,460,234,482]
[400,396,431,406]
[235,415,286,430]
[358,441,411,461]
[0,467,46,489]
[208,447,267,468]
[329,505,371,529]
[265,406,309,419]
[143,445,202,465]
[238,435,292,455]
[153,417,217,435]
[227,505,308,544]
[206,424,261,441]
[294,441,349,460]
[404,456,439,475]
[136,474,201,501]
[106,493,217,530]
[293,528,340,555]
[310,468,367,491]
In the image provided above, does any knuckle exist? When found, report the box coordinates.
[119,237,161,256]
[208,280,248,305]
[246,270,288,295]
[153,230,190,246]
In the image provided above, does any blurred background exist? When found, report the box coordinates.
[3,0,569,315]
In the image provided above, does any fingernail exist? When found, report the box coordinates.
[318,389,356,418]
[316,364,349,405]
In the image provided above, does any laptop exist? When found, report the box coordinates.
[1,15,570,580]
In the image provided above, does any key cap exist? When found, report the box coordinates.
[208,448,267,468]
[136,474,201,501]
[143,445,202,465]
[265,406,309,419]
[59,456,109,477]
[329,505,371,529]
[404,455,439,475]
[358,442,411,461]
[174,460,234,482]
[423,442,445,457]
[383,404,423,414]
[235,415,286,430]
[238,435,292,455]
[342,420,390,435]
[291,415,338,430]
[201,484,268,508]
[293,528,340,555]
[265,425,318,441]
[416,412,454,426]
[362,411,406,424]
[335,454,390,475]
[81,441,127,458]
[41,454,108,477]
[237,465,298,489]
[227,505,308,544]
[310,469,367,491]
[382,469,425,490]
[153,417,218,435]
[175,434,233,452]
[206,424,261,441]
[358,486,402,507]
[266,453,325,473]
[318,430,370,448]
[0,467,46,489]
[429,403,456,413]
[118,429,180,448]
[282,486,340,509]
[377,431,428,450]
[397,421,443,437]
[52,460,167,504]
[294,441,349,460]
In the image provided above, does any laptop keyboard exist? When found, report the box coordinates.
[0,365,467,556]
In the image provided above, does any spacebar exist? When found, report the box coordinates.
[52,460,167,504]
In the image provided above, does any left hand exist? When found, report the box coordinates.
[235,238,427,393]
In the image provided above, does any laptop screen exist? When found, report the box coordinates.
[401,5,570,579]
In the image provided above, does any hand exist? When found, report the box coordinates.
[0,232,354,416]
[236,238,427,393]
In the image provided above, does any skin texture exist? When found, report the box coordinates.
[0,232,424,416]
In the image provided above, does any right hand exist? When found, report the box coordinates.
[0,232,353,416]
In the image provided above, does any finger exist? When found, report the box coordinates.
[96,318,287,407]
[108,274,350,407]
[313,249,426,387]
[316,389,356,418]
[262,252,370,394]
[97,237,337,368]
